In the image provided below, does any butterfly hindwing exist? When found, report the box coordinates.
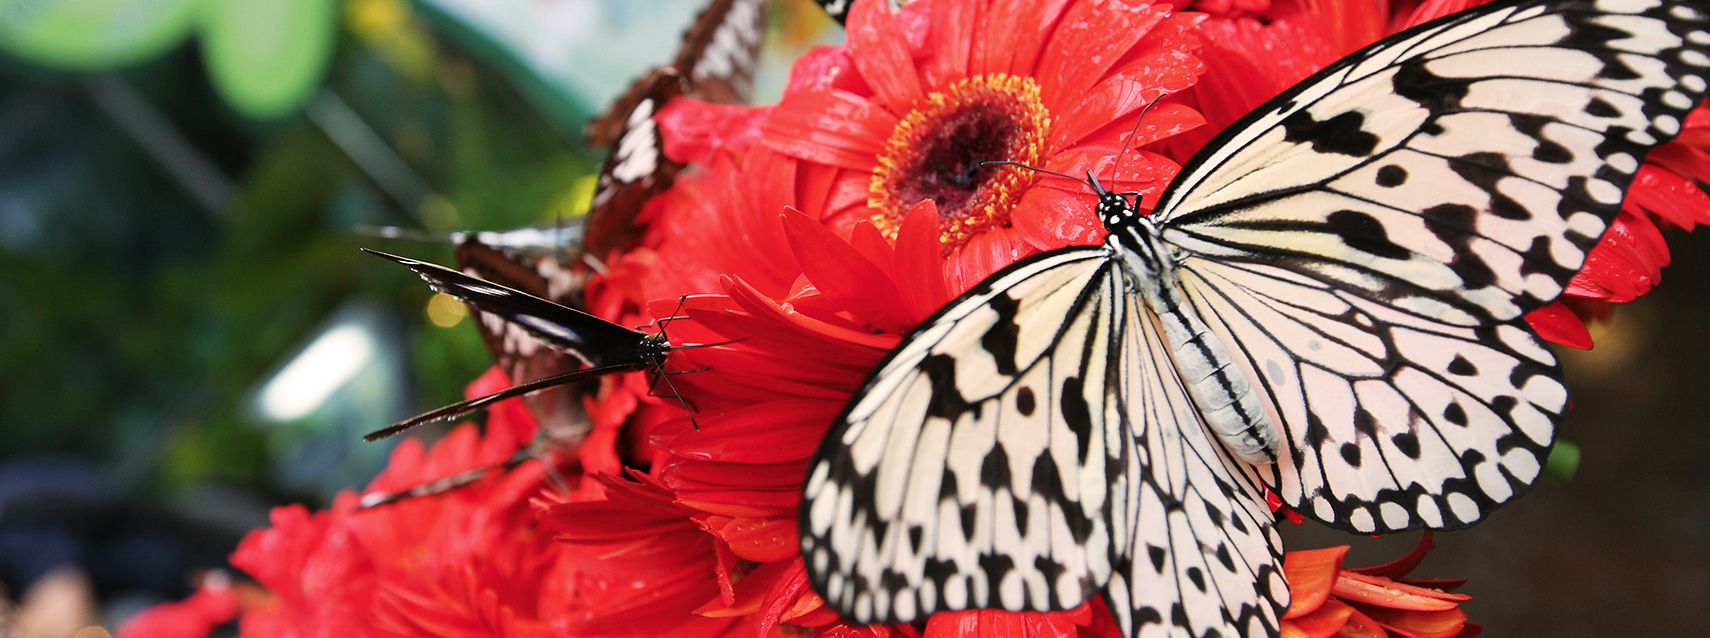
[1179,258,1564,534]
[803,248,1122,623]
[1108,283,1286,638]
[802,247,1288,636]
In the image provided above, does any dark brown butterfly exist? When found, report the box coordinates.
[583,0,769,258]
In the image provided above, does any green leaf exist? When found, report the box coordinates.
[0,0,199,69]
[200,0,339,119]
[1544,440,1581,483]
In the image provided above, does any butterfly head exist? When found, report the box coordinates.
[1087,171,1140,229]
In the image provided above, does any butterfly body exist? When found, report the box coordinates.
[1100,183,1282,466]
[802,1,1709,637]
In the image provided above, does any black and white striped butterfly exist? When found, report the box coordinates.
[800,1,1710,637]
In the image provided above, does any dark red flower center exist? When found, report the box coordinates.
[870,74,1051,248]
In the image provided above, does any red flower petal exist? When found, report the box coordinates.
[667,398,842,463]
[1355,603,1471,638]
[1348,531,1436,579]
[919,0,978,88]
[895,200,954,322]
[116,577,241,638]
[1525,301,1595,350]
[781,208,913,333]
[765,90,894,169]
[848,0,926,114]
[969,0,1071,79]
[1034,0,1170,115]
[657,98,770,165]
[716,517,800,562]
[1333,572,1468,611]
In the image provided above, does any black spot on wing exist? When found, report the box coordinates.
[978,554,1016,606]
[1017,386,1036,416]
[1326,210,1413,260]
[1061,376,1095,462]
[1376,164,1408,187]
[982,444,1012,492]
[1393,431,1422,459]
[1280,109,1381,157]
[1392,57,1468,111]
[1340,442,1363,468]
[1443,401,1469,426]
[981,293,1021,376]
[922,353,973,420]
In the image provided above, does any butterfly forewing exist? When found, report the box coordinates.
[1156,0,1709,326]
[1147,0,1708,533]
[455,240,594,440]
[804,248,1122,622]
[675,0,768,106]
[585,0,770,258]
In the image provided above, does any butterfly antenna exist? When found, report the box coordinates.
[358,460,509,508]
[976,160,1086,186]
[364,366,640,441]
[1111,96,1164,190]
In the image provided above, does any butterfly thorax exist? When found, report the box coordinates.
[637,332,672,370]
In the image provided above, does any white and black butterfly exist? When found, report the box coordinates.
[800,1,1710,637]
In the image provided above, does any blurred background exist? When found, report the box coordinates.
[0,0,1704,636]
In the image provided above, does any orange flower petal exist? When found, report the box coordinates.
[1289,598,1357,638]
[1281,545,1349,619]
[1333,572,1468,611]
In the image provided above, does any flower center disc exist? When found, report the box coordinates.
[870,74,1052,248]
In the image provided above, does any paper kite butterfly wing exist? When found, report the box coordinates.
[802,1,1709,637]
[1150,0,1710,534]
[454,239,595,443]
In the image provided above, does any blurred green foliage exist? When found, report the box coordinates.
[0,0,601,505]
